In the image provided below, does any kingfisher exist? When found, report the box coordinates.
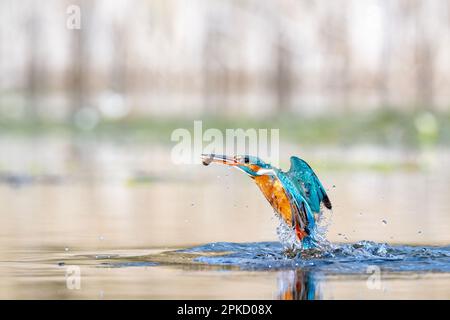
[201,154,332,249]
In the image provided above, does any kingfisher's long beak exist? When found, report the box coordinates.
[201,154,243,166]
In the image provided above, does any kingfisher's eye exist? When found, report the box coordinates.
[237,155,250,163]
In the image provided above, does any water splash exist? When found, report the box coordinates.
[182,241,450,273]
[275,206,334,252]
[275,216,301,251]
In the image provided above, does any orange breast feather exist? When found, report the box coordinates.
[243,164,307,241]
[253,175,293,226]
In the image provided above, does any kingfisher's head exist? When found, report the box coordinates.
[201,154,271,177]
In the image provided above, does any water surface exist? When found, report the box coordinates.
[0,137,449,299]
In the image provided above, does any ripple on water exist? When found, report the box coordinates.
[179,241,450,273]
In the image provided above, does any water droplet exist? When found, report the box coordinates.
[64,247,69,252]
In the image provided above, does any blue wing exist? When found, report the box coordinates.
[275,169,316,235]
[287,156,332,213]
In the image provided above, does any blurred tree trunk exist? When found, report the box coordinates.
[379,0,392,108]
[414,2,435,110]
[25,2,41,122]
[337,5,350,110]
[111,22,128,95]
[400,0,435,110]
[202,28,216,114]
[67,0,91,121]
[318,2,351,112]
[274,31,293,113]
[202,24,229,115]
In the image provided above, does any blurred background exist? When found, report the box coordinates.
[0,0,449,299]
[1,0,449,119]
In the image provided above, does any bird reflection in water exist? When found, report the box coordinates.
[276,269,319,300]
